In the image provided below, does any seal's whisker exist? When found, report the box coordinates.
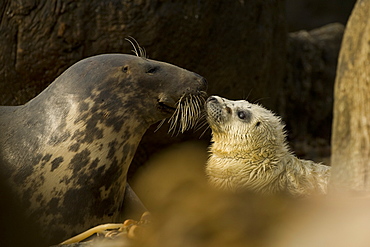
[154,119,166,132]
[125,37,139,57]
[167,92,207,135]
[192,95,206,129]
[190,95,197,125]
[183,97,191,131]
[125,36,147,58]
[244,89,253,101]
[194,119,208,133]
[196,95,205,119]
[199,125,210,139]
[253,96,270,104]
[168,103,181,135]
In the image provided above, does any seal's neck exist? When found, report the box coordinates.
[209,133,291,163]
[206,133,292,192]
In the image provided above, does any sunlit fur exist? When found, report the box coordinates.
[205,96,330,196]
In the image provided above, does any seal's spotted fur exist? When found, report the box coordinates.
[205,96,330,196]
[0,54,207,245]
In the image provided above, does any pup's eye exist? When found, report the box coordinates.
[237,111,246,119]
[255,121,261,127]
[237,110,251,122]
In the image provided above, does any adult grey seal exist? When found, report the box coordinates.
[0,53,207,245]
[204,96,330,196]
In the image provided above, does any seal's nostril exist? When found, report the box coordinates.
[226,106,232,114]
[207,96,218,103]
[200,77,208,90]
[193,73,208,91]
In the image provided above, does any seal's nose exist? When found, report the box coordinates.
[194,73,208,91]
[200,77,208,90]
[207,96,218,103]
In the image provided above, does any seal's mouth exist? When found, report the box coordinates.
[157,95,177,113]
[158,101,177,113]
[204,96,230,135]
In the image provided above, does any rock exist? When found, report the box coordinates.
[283,23,344,160]
[330,0,370,192]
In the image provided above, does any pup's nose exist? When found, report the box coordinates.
[207,96,218,103]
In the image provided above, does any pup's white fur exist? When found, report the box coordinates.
[205,96,330,196]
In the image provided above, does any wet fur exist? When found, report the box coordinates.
[205,96,330,196]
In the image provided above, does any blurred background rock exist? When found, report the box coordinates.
[0,1,356,172]
[1,1,365,246]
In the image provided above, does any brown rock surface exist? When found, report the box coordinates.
[284,23,344,160]
[330,0,370,192]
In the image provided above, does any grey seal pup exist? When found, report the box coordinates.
[205,96,330,196]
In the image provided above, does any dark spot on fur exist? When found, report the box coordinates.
[83,114,104,143]
[45,197,60,215]
[48,131,71,146]
[78,102,89,112]
[74,112,90,124]
[90,158,100,170]
[94,88,114,105]
[36,193,43,203]
[62,188,91,225]
[105,115,125,132]
[42,154,52,162]
[69,149,91,175]
[71,129,84,140]
[107,140,118,160]
[51,156,64,172]
[92,158,122,217]
[68,143,80,152]
[59,175,71,185]
[72,113,104,144]
[31,154,43,166]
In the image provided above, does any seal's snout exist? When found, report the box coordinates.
[205,96,225,125]
[200,77,208,90]
[194,73,208,91]
[207,96,218,103]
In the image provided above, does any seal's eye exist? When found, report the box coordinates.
[122,65,129,73]
[146,66,160,74]
[237,111,246,119]
[256,121,261,127]
[237,110,252,122]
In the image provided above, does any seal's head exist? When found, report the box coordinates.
[204,95,291,191]
[0,53,207,244]
[205,95,288,154]
[47,53,207,134]
[204,96,330,196]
